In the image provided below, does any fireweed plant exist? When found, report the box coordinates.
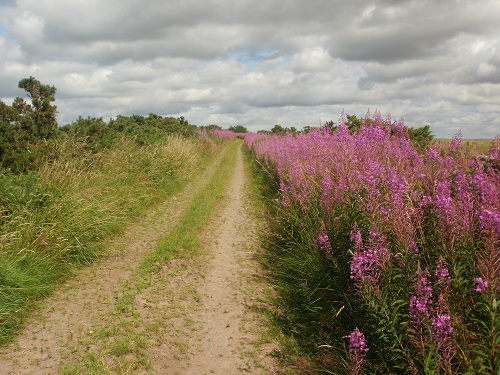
[246,112,500,374]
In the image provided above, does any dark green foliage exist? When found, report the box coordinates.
[200,124,222,131]
[17,77,58,139]
[0,77,58,172]
[59,116,115,152]
[271,124,286,135]
[107,114,197,144]
[302,125,315,133]
[228,125,248,133]
[261,124,299,135]
[407,125,435,151]
[61,114,198,153]
[345,114,363,133]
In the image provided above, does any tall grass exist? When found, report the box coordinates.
[246,113,500,374]
[0,134,213,344]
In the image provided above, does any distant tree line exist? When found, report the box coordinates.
[1,77,436,172]
[228,125,248,133]
[258,124,298,135]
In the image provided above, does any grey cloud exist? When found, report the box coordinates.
[330,0,500,63]
[358,60,445,89]
[1,0,500,139]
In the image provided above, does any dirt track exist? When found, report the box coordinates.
[0,144,278,374]
[180,143,277,374]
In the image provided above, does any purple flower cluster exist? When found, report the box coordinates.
[349,327,368,375]
[350,230,390,291]
[316,230,333,253]
[211,128,239,139]
[474,277,489,293]
[409,266,433,323]
[432,313,454,344]
[408,262,456,368]
[435,257,451,289]
[349,327,369,355]
[246,113,499,372]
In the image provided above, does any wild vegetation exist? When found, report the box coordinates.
[246,112,500,374]
[2,75,500,374]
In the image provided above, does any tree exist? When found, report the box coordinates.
[346,114,363,133]
[228,125,248,133]
[17,76,58,139]
[407,125,434,151]
[0,77,58,171]
[177,116,189,126]
[271,124,285,135]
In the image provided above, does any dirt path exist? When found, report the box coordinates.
[180,144,277,374]
[0,144,278,374]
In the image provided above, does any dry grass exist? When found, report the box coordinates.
[434,138,497,155]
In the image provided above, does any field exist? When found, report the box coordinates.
[1,98,499,373]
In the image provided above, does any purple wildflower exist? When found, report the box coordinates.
[316,231,333,253]
[432,313,454,344]
[409,265,433,323]
[474,277,489,293]
[349,327,368,375]
[350,230,390,291]
[320,174,334,210]
[449,130,463,151]
[350,229,363,253]
[409,240,420,255]
[350,246,390,282]
[435,257,451,289]
[479,207,500,237]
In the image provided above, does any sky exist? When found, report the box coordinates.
[0,0,499,138]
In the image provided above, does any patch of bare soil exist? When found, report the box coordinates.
[0,145,279,374]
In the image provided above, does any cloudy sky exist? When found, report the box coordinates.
[1,0,499,138]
